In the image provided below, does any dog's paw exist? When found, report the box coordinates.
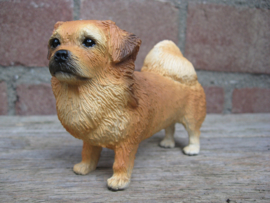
[73,162,94,175]
[159,138,175,148]
[183,144,200,156]
[107,175,130,191]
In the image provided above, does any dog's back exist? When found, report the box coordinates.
[141,40,197,86]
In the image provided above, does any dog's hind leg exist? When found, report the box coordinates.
[181,87,206,156]
[159,123,175,148]
[181,118,201,156]
[73,141,102,175]
[183,126,200,156]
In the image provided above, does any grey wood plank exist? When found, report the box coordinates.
[0,114,270,202]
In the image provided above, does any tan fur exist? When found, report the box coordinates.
[47,20,206,191]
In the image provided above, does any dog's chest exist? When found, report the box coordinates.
[53,82,130,145]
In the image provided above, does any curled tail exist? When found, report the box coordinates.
[141,40,197,85]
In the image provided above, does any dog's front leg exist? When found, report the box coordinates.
[107,143,139,191]
[73,141,102,175]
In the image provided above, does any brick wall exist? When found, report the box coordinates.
[0,0,269,115]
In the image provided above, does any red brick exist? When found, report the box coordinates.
[0,0,73,67]
[185,3,270,74]
[204,86,224,114]
[0,82,8,115]
[81,0,179,70]
[16,84,56,115]
[232,88,270,113]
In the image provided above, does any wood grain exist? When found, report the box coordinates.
[0,114,269,202]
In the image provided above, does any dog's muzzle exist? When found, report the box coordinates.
[49,49,77,76]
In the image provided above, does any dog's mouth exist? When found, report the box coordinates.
[54,70,88,81]
[51,66,88,81]
[49,57,88,81]
[54,69,73,75]
[50,62,75,75]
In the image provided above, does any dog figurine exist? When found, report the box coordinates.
[47,20,206,191]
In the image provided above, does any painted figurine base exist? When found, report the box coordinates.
[47,20,206,191]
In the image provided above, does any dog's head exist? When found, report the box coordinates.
[47,20,141,84]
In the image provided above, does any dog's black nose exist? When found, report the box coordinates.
[54,50,69,62]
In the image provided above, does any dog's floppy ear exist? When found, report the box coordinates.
[103,20,141,64]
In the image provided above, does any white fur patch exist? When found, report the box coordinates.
[142,40,197,85]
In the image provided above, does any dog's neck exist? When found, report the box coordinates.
[51,75,131,108]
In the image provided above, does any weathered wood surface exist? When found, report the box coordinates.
[0,114,269,203]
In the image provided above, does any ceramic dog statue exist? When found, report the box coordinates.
[47,20,206,191]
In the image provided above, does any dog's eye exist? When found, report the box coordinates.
[83,38,95,48]
[51,38,60,48]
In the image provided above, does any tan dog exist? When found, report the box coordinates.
[47,20,206,191]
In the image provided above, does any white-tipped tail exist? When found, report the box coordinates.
[141,40,197,85]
